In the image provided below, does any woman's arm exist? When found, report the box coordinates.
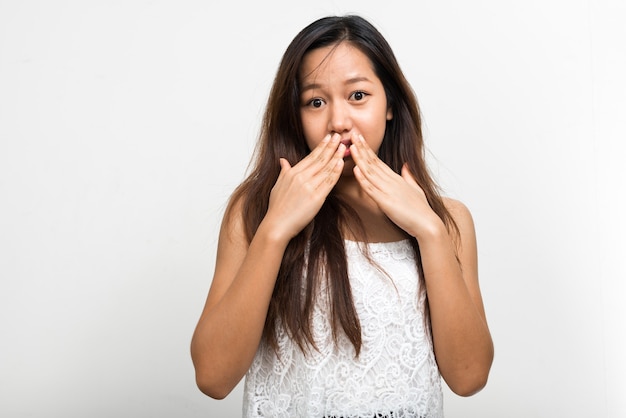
[419,198,493,396]
[190,134,346,399]
[190,202,290,399]
[350,134,494,396]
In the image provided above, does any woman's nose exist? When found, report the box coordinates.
[327,102,352,134]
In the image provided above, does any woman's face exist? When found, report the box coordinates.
[299,42,392,164]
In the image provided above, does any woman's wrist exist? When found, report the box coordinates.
[410,214,448,242]
[255,217,294,249]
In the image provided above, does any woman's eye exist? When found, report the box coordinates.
[310,98,323,108]
[351,91,367,101]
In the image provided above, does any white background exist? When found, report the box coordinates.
[1,1,625,417]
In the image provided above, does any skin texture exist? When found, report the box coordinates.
[190,42,493,399]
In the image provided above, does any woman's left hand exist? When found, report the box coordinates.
[349,134,443,239]
[352,133,494,395]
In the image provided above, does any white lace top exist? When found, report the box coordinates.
[243,239,443,417]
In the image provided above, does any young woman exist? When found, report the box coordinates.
[191,15,493,417]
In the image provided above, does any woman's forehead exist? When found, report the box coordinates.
[299,43,376,85]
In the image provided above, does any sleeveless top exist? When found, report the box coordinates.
[243,239,443,418]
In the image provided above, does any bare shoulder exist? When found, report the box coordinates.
[219,193,249,248]
[441,197,478,258]
[441,198,485,317]
[215,192,251,273]
[442,197,475,230]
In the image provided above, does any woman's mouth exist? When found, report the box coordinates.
[340,139,352,158]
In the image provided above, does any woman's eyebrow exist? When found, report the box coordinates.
[300,82,323,93]
[300,76,373,93]
[345,76,373,85]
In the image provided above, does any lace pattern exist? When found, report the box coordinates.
[243,240,443,417]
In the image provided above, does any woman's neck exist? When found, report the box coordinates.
[334,176,409,243]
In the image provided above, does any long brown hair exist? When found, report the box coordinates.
[226,15,458,355]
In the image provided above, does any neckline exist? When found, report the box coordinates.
[344,238,412,246]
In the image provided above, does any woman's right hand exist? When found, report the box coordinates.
[263,133,345,241]
[191,133,344,398]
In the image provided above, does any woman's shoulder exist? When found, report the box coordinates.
[441,197,477,254]
[441,196,476,234]
[442,197,472,218]
[218,189,251,247]
[223,183,257,226]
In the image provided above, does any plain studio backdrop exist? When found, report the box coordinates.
[1,1,625,417]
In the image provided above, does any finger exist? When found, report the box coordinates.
[310,143,346,191]
[353,164,377,196]
[277,157,292,180]
[350,134,384,174]
[279,157,291,171]
[350,134,394,186]
[314,133,342,164]
[400,163,428,200]
[353,134,376,158]
[401,163,418,185]
[299,133,340,171]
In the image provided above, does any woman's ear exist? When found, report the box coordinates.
[386,107,393,120]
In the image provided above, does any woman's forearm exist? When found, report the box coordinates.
[419,222,494,396]
[190,221,289,399]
